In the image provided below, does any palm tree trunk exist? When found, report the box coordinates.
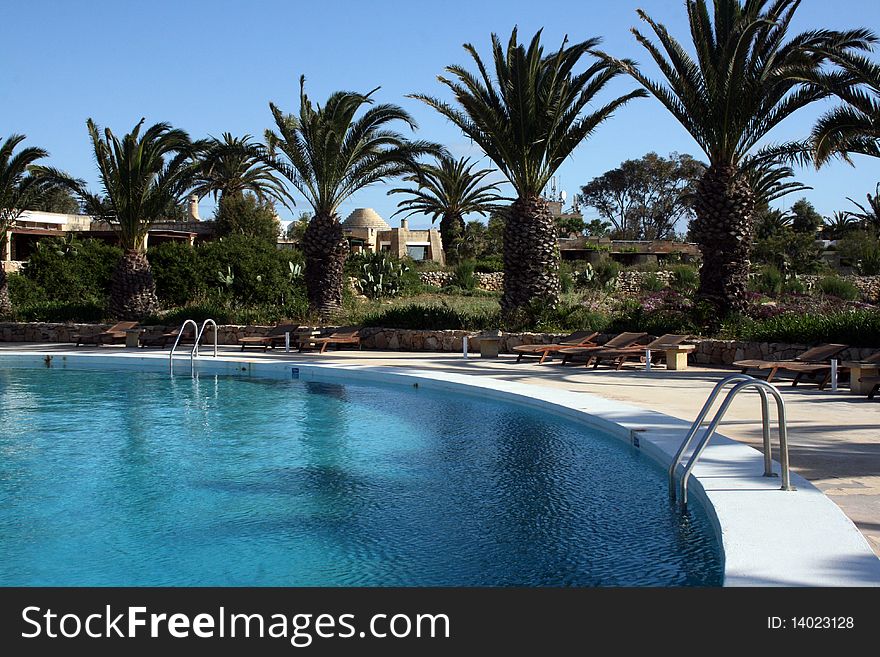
[110,250,160,319]
[501,196,560,320]
[691,164,755,315]
[439,213,465,264]
[0,266,11,316]
[303,212,348,320]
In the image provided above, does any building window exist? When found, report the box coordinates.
[407,245,429,260]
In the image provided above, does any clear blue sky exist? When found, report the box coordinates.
[2,0,879,230]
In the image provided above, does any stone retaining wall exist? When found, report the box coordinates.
[419,271,504,291]
[4,322,878,364]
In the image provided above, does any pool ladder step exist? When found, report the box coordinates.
[669,373,794,507]
[169,319,218,373]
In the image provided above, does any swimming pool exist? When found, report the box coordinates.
[0,364,722,586]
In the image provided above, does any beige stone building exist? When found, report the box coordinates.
[341,208,445,264]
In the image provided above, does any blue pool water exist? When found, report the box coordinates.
[0,365,722,586]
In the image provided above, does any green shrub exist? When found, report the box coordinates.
[13,300,106,323]
[730,310,880,347]
[818,276,860,301]
[836,230,880,275]
[640,273,665,292]
[591,256,620,289]
[750,265,784,296]
[361,301,499,330]
[473,256,504,273]
[784,277,806,295]
[148,241,204,306]
[451,260,478,291]
[668,264,698,293]
[23,237,121,303]
[6,273,48,306]
[351,252,409,299]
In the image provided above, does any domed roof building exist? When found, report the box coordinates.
[342,208,391,230]
[340,208,445,264]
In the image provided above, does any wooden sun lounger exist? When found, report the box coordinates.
[734,343,848,389]
[860,376,880,399]
[238,324,300,352]
[558,332,648,366]
[590,334,692,370]
[73,321,139,347]
[311,327,362,354]
[140,327,195,348]
[512,331,599,364]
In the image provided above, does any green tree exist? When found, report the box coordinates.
[584,218,612,237]
[213,192,281,244]
[265,76,437,318]
[821,211,856,240]
[24,186,81,214]
[555,214,586,237]
[413,28,645,319]
[388,154,506,263]
[598,0,874,314]
[0,134,59,313]
[788,198,823,234]
[579,152,703,239]
[285,211,312,244]
[43,119,200,318]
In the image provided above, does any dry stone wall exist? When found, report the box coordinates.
[4,322,878,364]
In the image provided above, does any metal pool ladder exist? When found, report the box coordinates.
[169,319,218,373]
[669,373,794,507]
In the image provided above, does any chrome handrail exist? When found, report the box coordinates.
[169,319,199,374]
[676,379,794,507]
[192,319,218,359]
[668,374,772,498]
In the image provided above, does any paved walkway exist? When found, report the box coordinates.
[2,343,878,555]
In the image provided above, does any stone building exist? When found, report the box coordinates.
[341,208,445,264]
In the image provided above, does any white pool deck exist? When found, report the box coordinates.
[1,343,879,587]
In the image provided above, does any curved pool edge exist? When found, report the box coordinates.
[2,349,878,587]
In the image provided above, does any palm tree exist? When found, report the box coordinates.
[413,28,645,319]
[0,134,59,314]
[822,211,856,240]
[45,119,199,318]
[742,161,810,210]
[596,0,874,313]
[265,76,438,318]
[846,183,880,230]
[812,52,880,166]
[388,154,507,263]
[191,133,290,206]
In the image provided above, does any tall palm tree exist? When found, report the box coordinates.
[597,0,874,313]
[388,154,507,263]
[265,76,438,318]
[812,52,880,166]
[413,28,645,319]
[45,119,199,318]
[846,183,880,230]
[822,211,856,240]
[0,134,59,314]
[191,133,290,206]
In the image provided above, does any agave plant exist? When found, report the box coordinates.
[191,133,291,206]
[0,134,60,314]
[265,76,439,319]
[42,119,200,318]
[812,52,880,166]
[596,0,874,313]
[412,28,645,319]
[388,154,507,264]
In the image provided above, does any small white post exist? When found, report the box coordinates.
[831,359,838,391]
[285,331,291,354]
[462,335,469,358]
[645,348,652,372]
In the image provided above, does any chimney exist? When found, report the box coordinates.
[188,194,201,221]
[400,218,409,230]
